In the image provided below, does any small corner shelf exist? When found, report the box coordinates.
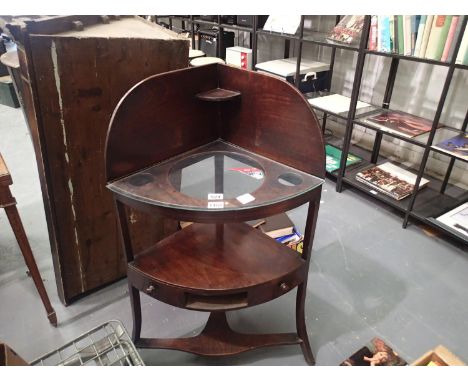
[195,88,241,102]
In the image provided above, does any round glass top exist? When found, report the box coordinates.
[168,151,265,200]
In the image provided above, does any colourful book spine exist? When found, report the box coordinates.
[441,16,459,61]
[397,16,404,54]
[447,16,464,61]
[403,15,412,55]
[368,15,378,50]
[414,15,427,57]
[425,15,453,60]
[377,16,383,51]
[389,16,395,52]
[380,15,391,52]
[393,16,399,53]
[419,15,434,57]
[410,15,421,55]
[456,29,468,65]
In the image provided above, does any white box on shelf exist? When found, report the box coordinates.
[226,46,253,70]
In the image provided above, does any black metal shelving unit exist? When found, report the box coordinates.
[325,15,468,246]
[155,15,468,246]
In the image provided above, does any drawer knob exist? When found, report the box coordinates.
[279,282,289,292]
[146,285,156,293]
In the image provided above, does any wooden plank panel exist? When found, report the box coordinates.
[27,28,188,302]
[218,65,325,178]
[106,64,219,181]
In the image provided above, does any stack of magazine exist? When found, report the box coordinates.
[325,144,362,173]
[359,110,440,138]
[356,162,429,200]
[436,202,468,238]
[432,132,468,161]
[327,15,365,45]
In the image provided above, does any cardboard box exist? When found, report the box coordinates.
[412,345,465,366]
[0,343,29,366]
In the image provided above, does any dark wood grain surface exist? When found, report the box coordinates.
[107,62,324,364]
[218,64,325,178]
[106,64,219,181]
[130,222,304,291]
[9,16,189,303]
[195,87,241,102]
[108,140,323,223]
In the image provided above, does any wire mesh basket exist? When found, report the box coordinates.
[30,320,144,366]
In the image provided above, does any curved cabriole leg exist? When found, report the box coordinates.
[296,283,315,365]
[129,282,142,343]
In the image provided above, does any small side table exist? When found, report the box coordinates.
[105,63,325,364]
[0,153,57,326]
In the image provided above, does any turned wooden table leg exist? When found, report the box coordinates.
[4,204,57,326]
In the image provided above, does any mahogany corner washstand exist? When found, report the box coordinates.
[105,63,325,364]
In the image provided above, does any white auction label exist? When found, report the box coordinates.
[236,193,255,205]
[208,193,224,200]
[207,201,224,209]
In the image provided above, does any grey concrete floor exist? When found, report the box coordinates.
[1,103,468,366]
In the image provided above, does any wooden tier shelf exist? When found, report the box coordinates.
[136,312,303,357]
[195,88,241,102]
[128,222,306,311]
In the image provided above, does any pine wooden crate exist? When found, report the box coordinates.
[412,345,465,366]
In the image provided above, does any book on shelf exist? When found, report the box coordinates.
[441,16,460,62]
[259,213,294,238]
[368,15,378,51]
[397,16,404,55]
[419,15,434,58]
[425,15,453,61]
[307,93,371,114]
[361,110,441,138]
[378,16,391,53]
[285,234,304,254]
[449,18,465,63]
[403,15,412,56]
[340,337,407,366]
[410,15,421,55]
[275,228,302,244]
[325,144,363,173]
[356,162,430,201]
[327,15,365,45]
[456,29,468,65]
[413,15,427,57]
[433,132,468,160]
[436,202,468,238]
[369,14,463,62]
[392,16,399,53]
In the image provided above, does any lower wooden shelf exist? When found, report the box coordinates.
[135,311,302,357]
[128,222,306,311]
